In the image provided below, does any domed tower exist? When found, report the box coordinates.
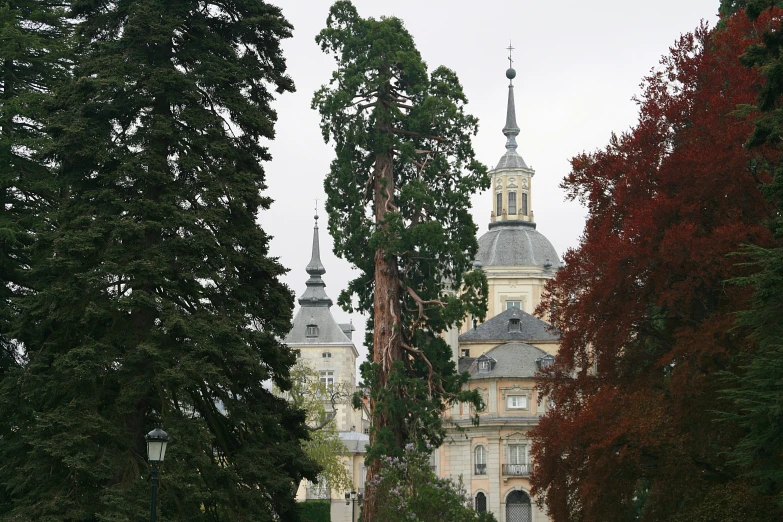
[471,58,560,324]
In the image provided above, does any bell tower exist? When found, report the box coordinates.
[491,45,536,226]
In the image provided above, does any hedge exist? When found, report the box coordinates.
[299,500,331,522]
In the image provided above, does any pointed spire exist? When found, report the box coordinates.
[503,42,520,153]
[494,43,529,171]
[306,211,326,276]
[299,208,333,307]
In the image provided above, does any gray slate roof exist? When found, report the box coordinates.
[466,342,549,379]
[285,306,352,345]
[475,221,560,268]
[459,307,559,343]
[495,150,529,170]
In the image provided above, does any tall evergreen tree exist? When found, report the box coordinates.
[1,1,318,520]
[313,2,489,519]
[0,0,68,370]
[0,1,70,515]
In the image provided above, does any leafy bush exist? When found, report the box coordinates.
[299,500,331,522]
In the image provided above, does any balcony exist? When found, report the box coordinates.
[474,463,487,475]
[502,463,531,477]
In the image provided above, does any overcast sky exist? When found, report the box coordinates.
[258,0,721,370]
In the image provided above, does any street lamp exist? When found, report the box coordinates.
[146,426,169,522]
[345,490,363,522]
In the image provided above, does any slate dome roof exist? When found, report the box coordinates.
[475,222,561,268]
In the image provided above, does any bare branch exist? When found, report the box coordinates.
[406,286,446,320]
[402,342,445,396]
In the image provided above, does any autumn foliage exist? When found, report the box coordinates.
[531,11,783,522]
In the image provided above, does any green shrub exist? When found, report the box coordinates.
[299,500,331,522]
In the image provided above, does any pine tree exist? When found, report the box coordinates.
[0,3,69,514]
[313,2,489,519]
[1,1,318,520]
[0,0,67,371]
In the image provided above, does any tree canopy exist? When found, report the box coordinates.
[0,1,318,520]
[313,1,489,519]
[530,11,782,521]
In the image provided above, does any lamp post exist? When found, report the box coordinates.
[146,426,169,522]
[345,490,363,522]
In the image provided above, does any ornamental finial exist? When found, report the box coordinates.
[506,41,516,82]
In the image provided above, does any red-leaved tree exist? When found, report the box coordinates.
[531,11,783,522]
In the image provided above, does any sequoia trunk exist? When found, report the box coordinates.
[363,146,404,521]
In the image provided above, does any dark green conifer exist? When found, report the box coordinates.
[1,1,318,520]
[724,1,783,506]
[0,3,69,514]
[0,0,67,370]
[313,2,489,519]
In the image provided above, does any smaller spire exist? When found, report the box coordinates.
[306,204,325,276]
[299,207,332,307]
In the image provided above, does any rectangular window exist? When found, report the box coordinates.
[306,325,318,337]
[506,300,521,310]
[507,395,527,409]
[522,192,528,215]
[508,191,517,214]
[478,360,491,372]
[319,370,335,388]
[509,444,526,465]
[496,192,503,214]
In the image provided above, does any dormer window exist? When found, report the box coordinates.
[537,354,555,369]
[476,355,495,373]
[508,317,521,333]
[306,324,319,337]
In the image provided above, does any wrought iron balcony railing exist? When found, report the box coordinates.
[502,463,531,476]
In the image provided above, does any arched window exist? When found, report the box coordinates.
[475,492,487,514]
[508,191,517,214]
[506,490,531,522]
[474,446,486,475]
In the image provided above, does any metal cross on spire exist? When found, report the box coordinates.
[507,41,514,69]
[314,198,319,221]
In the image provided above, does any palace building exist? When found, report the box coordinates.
[436,62,561,522]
